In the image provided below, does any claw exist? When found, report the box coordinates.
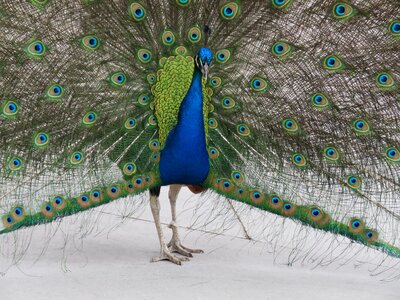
[151,248,190,265]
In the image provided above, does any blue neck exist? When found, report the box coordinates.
[159,68,210,186]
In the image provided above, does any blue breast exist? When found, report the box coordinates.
[159,69,210,186]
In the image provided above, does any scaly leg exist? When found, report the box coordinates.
[149,186,189,265]
[167,185,204,257]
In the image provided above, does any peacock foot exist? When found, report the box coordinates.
[167,223,204,257]
[151,247,190,265]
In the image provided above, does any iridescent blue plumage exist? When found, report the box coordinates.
[159,68,210,185]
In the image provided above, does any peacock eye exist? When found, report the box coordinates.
[147,115,157,126]
[385,147,400,162]
[208,147,220,159]
[83,112,97,125]
[26,40,46,58]
[147,73,156,85]
[347,175,362,189]
[215,49,231,64]
[352,220,360,228]
[332,3,355,20]
[149,139,160,151]
[123,162,137,176]
[125,117,137,129]
[9,157,22,171]
[177,0,191,6]
[162,30,176,46]
[311,209,320,216]
[209,76,222,88]
[221,97,236,109]
[231,171,244,183]
[138,94,151,106]
[237,124,251,136]
[81,35,100,50]
[272,0,293,9]
[70,151,84,165]
[282,118,300,134]
[352,119,370,135]
[292,153,307,167]
[271,41,294,60]
[2,100,20,117]
[274,43,284,54]
[250,76,269,92]
[220,2,239,20]
[34,43,43,53]
[208,118,218,129]
[130,3,146,21]
[389,19,400,36]
[188,27,202,43]
[137,49,152,63]
[310,93,330,110]
[110,72,127,87]
[375,72,396,91]
[107,185,121,198]
[8,103,17,112]
[322,54,344,72]
[34,132,50,147]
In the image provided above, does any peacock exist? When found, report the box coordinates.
[0,0,399,268]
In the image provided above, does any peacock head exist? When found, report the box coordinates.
[196,47,213,80]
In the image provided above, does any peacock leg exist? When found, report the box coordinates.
[167,185,204,257]
[149,187,189,265]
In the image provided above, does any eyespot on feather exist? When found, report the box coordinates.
[34,132,50,147]
[346,175,362,189]
[123,162,137,176]
[385,147,400,162]
[2,100,20,118]
[176,0,191,7]
[322,54,345,73]
[41,203,54,218]
[81,35,100,50]
[220,2,240,20]
[110,72,127,87]
[107,185,121,199]
[8,157,23,171]
[90,189,103,203]
[310,93,330,110]
[215,49,231,64]
[187,26,202,44]
[70,151,84,166]
[26,40,46,58]
[219,179,234,193]
[77,194,91,208]
[272,0,293,10]
[349,218,365,234]
[52,196,66,210]
[271,41,294,60]
[282,201,296,216]
[249,190,265,205]
[11,206,25,222]
[268,194,283,210]
[137,49,152,63]
[332,2,357,20]
[282,118,300,134]
[129,2,146,21]
[323,146,341,162]
[208,147,220,159]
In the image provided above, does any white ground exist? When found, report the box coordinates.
[0,187,399,300]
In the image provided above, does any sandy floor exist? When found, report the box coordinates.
[0,188,399,300]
